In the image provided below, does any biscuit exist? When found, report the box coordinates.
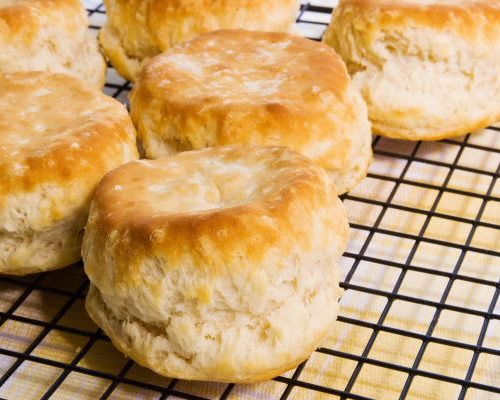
[100,0,300,81]
[0,72,138,275]
[83,145,348,383]
[0,0,106,88]
[130,30,372,194]
[323,0,500,140]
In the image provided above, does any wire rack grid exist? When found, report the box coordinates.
[0,1,499,399]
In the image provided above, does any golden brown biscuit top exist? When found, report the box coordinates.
[86,146,348,280]
[0,0,80,10]
[336,0,500,43]
[0,0,85,43]
[0,72,137,197]
[95,146,335,224]
[137,30,349,108]
[343,0,496,4]
[340,0,499,7]
[0,0,83,21]
[0,0,20,6]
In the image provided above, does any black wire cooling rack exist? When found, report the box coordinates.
[0,1,498,399]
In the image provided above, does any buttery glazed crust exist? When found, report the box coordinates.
[0,72,138,275]
[130,30,372,194]
[0,0,106,88]
[100,0,300,81]
[83,146,348,383]
[323,0,500,140]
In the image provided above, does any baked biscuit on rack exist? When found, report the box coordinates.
[84,145,348,383]
[99,0,300,81]
[0,0,106,88]
[0,71,138,275]
[130,29,372,194]
[323,0,500,140]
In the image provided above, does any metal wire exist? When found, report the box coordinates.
[0,2,498,399]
